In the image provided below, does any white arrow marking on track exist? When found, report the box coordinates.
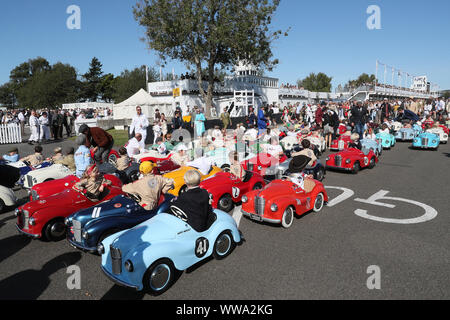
[325,186,355,207]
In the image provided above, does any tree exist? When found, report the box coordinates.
[133,0,287,116]
[347,73,376,88]
[82,57,104,102]
[0,82,16,108]
[99,73,116,103]
[113,65,158,103]
[298,72,333,92]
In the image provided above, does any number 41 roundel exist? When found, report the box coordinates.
[195,237,209,258]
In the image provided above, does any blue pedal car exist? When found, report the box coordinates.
[360,139,383,157]
[99,209,241,295]
[66,194,175,253]
[375,132,396,149]
[412,132,440,150]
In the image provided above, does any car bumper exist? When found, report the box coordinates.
[241,209,280,224]
[325,165,353,172]
[15,224,40,239]
[67,237,97,253]
[101,265,140,291]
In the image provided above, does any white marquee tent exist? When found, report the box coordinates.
[113,88,173,121]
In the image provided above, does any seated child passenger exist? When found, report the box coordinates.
[116,147,130,171]
[1,147,19,162]
[348,133,362,150]
[169,170,214,233]
[229,151,245,181]
[292,139,317,167]
[74,164,112,201]
[21,145,44,167]
[287,155,316,193]
[122,162,174,210]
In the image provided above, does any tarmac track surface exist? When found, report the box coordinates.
[0,139,449,300]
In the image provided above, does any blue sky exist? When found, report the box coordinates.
[0,0,449,90]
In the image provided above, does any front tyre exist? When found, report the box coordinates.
[143,259,176,296]
[281,206,295,228]
[213,230,235,260]
[218,194,234,213]
[43,218,66,241]
[352,162,360,174]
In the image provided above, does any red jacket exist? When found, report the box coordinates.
[86,127,113,148]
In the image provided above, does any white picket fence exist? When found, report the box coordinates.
[0,123,22,144]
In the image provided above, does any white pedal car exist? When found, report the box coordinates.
[0,185,17,213]
[22,164,74,189]
[426,128,448,144]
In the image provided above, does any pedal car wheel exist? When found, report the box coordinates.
[213,230,235,260]
[218,194,234,213]
[253,182,263,190]
[44,218,66,241]
[313,193,325,212]
[281,206,295,229]
[143,259,175,295]
[368,157,376,169]
[316,168,325,182]
[352,162,360,174]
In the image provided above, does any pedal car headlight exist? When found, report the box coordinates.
[345,159,351,164]
[242,195,248,203]
[29,217,35,226]
[97,243,105,255]
[15,208,20,217]
[326,157,330,161]
[82,231,89,239]
[125,260,134,272]
[257,165,262,171]
[270,204,278,212]
[432,140,436,144]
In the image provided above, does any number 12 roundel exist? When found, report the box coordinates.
[195,237,209,258]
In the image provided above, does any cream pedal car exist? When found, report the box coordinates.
[426,128,448,144]
[23,163,74,189]
[0,185,17,212]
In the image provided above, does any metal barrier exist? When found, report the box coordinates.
[0,123,22,144]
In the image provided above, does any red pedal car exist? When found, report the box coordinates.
[29,174,122,201]
[325,147,378,174]
[241,178,328,228]
[200,171,265,212]
[242,153,288,177]
[16,184,125,241]
[330,135,352,151]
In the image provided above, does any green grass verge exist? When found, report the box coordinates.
[69,129,129,147]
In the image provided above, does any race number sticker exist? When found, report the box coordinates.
[91,207,102,218]
[195,237,209,258]
[232,187,240,198]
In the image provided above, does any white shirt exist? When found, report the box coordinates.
[18,112,25,122]
[245,128,258,140]
[130,114,150,137]
[187,157,213,176]
[266,144,283,158]
[39,116,49,126]
[29,115,39,127]
[126,137,146,157]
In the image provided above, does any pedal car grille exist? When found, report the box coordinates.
[402,132,407,140]
[335,155,342,167]
[72,220,82,242]
[26,175,33,188]
[31,189,39,201]
[110,246,122,275]
[254,196,265,216]
[18,211,29,229]
[422,138,428,146]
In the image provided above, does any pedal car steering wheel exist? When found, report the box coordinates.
[126,192,142,203]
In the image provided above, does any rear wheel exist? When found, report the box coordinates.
[313,193,325,213]
[143,259,176,295]
[253,182,263,190]
[213,230,235,260]
[218,194,234,213]
[43,218,66,241]
[281,206,295,229]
